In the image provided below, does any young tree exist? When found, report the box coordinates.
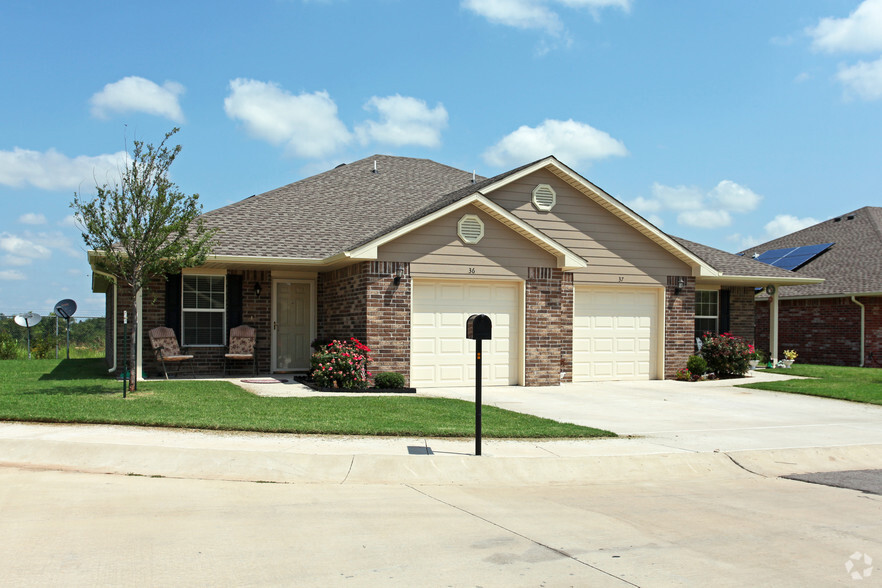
[72,128,216,391]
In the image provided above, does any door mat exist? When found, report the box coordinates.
[240,378,289,384]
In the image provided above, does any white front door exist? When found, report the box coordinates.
[273,280,314,372]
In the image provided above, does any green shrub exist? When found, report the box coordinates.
[30,334,56,359]
[310,337,373,390]
[0,332,22,360]
[686,355,707,376]
[700,332,751,377]
[374,372,405,389]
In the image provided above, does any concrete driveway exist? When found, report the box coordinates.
[419,371,882,453]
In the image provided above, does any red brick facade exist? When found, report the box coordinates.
[664,275,695,378]
[524,267,572,386]
[317,261,411,384]
[756,295,882,367]
[724,286,756,342]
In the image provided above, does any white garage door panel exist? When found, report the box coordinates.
[412,280,519,387]
[574,287,658,381]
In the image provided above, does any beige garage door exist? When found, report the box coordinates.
[411,280,519,387]
[573,287,659,381]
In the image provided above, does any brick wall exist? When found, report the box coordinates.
[365,262,411,383]
[725,286,755,343]
[524,267,570,386]
[664,275,695,378]
[317,264,368,343]
[104,283,114,369]
[232,269,272,374]
[756,295,881,367]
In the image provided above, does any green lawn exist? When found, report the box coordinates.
[0,358,615,438]
[737,364,882,405]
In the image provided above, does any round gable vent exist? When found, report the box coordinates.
[457,214,484,244]
[532,184,556,211]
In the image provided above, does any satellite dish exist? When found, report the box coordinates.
[54,299,77,320]
[14,312,42,327]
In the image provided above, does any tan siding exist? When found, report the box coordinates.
[378,205,556,279]
[489,169,691,285]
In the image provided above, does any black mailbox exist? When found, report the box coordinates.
[466,314,492,341]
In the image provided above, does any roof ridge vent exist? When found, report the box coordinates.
[847,214,855,220]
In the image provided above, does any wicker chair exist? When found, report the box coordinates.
[224,325,256,376]
[148,327,195,379]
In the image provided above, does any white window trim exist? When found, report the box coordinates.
[182,274,227,347]
[695,289,719,337]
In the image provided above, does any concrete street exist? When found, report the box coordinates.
[0,371,880,586]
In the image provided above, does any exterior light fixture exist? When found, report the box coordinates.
[675,277,686,295]
[393,268,405,286]
[254,282,262,297]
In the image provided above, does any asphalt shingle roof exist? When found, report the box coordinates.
[670,236,805,280]
[201,155,482,259]
[737,206,882,297]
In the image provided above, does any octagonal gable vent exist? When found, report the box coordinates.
[532,184,556,211]
[457,214,484,244]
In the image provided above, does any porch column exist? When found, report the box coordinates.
[769,287,779,364]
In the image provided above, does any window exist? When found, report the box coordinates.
[695,290,718,341]
[182,275,225,346]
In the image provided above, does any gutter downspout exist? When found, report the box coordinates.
[93,269,117,373]
[851,296,865,367]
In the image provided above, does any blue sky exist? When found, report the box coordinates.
[2,0,881,318]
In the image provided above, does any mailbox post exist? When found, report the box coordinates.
[466,314,492,456]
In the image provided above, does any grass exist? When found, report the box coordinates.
[737,364,882,405]
[0,358,616,439]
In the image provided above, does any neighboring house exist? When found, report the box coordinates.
[90,155,820,386]
[741,207,882,367]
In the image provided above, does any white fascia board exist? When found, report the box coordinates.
[698,275,825,287]
[345,193,587,270]
[487,158,718,277]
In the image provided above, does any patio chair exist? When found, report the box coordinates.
[224,325,256,376]
[149,326,195,379]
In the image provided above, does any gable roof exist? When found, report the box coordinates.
[201,155,481,259]
[738,207,882,298]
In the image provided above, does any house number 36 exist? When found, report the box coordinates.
[468,267,476,274]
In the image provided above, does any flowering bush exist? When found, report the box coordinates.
[700,332,751,378]
[310,337,373,390]
[675,368,692,381]
[783,349,798,361]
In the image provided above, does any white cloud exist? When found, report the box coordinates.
[59,215,79,228]
[0,233,51,266]
[356,95,448,148]
[90,76,186,122]
[807,0,882,53]
[18,213,47,225]
[650,182,704,211]
[224,79,352,159]
[462,0,629,36]
[677,209,732,229]
[763,214,819,238]
[625,196,663,214]
[483,119,627,167]
[709,180,763,213]
[0,270,26,281]
[837,56,882,100]
[0,148,127,191]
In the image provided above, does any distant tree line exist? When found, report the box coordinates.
[0,314,105,359]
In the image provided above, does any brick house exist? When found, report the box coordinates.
[90,155,820,386]
[742,207,881,367]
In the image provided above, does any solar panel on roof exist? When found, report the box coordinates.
[754,242,834,271]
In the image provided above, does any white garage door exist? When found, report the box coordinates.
[573,287,659,381]
[412,280,519,387]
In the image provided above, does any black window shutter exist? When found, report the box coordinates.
[165,273,182,340]
[719,289,731,334]
[227,274,243,333]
